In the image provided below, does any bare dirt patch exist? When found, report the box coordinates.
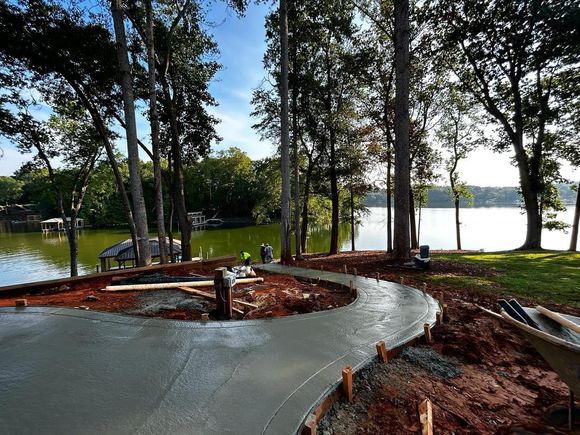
[0,265,352,321]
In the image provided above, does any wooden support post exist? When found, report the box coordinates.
[423,323,433,344]
[349,280,354,296]
[442,304,448,319]
[422,282,427,293]
[353,268,357,277]
[376,272,380,282]
[214,267,232,320]
[343,264,347,274]
[15,299,27,307]
[418,398,433,435]
[376,341,388,363]
[400,276,405,285]
[342,365,353,402]
[303,414,317,435]
[436,311,442,325]
[201,313,209,321]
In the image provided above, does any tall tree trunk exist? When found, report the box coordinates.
[111,0,151,266]
[145,0,167,263]
[386,149,393,253]
[279,0,292,263]
[454,198,461,250]
[159,74,191,261]
[409,188,418,249]
[393,0,411,261]
[291,80,302,258]
[569,181,580,252]
[67,216,78,277]
[516,162,542,250]
[290,1,301,260]
[350,176,355,251]
[329,130,340,255]
[300,159,313,253]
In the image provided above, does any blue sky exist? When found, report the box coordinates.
[0,1,578,186]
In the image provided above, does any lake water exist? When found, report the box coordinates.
[0,207,575,286]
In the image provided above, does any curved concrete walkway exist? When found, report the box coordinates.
[0,265,439,435]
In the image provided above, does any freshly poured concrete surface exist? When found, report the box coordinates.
[0,265,439,435]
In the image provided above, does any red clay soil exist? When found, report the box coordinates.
[0,265,352,321]
[298,251,580,434]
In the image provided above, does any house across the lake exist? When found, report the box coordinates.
[40,217,85,233]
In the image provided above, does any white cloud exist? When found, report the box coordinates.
[209,105,274,159]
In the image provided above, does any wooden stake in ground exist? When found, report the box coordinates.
[303,414,317,435]
[376,341,388,363]
[442,303,448,319]
[436,311,442,325]
[342,365,353,402]
[418,398,433,435]
[423,323,433,344]
[343,264,347,274]
[353,268,357,277]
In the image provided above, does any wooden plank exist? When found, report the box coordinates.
[537,305,580,333]
[418,398,433,435]
[177,287,245,315]
[233,299,258,309]
[104,277,264,292]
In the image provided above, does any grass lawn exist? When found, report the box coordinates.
[428,251,580,307]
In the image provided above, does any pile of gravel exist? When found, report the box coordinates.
[401,346,462,379]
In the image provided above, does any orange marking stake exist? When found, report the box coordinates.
[342,365,353,402]
[303,414,317,435]
[418,398,433,435]
[376,341,388,363]
[424,323,433,344]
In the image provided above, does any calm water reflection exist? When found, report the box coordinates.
[0,207,575,286]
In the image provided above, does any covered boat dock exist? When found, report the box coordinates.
[98,237,182,271]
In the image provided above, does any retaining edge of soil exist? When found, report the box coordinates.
[300,324,437,434]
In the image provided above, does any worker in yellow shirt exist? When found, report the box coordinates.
[240,250,252,266]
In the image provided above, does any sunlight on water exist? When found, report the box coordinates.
[0,207,575,286]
